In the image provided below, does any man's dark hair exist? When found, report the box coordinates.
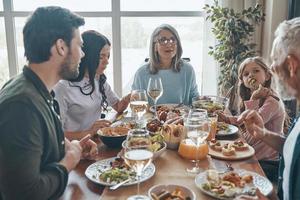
[23,6,85,63]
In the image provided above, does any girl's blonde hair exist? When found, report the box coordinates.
[238,56,273,112]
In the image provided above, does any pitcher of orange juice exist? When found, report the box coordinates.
[178,139,209,160]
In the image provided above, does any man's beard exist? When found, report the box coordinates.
[59,54,79,80]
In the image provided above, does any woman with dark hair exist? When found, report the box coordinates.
[132,24,199,105]
[54,30,130,140]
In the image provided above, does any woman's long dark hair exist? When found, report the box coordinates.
[69,30,111,111]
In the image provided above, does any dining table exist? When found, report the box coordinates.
[58,140,279,200]
[58,109,279,200]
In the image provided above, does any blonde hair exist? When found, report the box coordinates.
[238,56,273,112]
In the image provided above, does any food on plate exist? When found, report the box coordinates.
[217,122,230,132]
[232,140,249,151]
[193,100,224,114]
[201,170,256,199]
[98,127,129,136]
[98,157,135,184]
[150,188,191,200]
[209,139,222,152]
[222,143,236,156]
[178,139,209,160]
[125,134,164,153]
[156,105,182,122]
[147,119,163,133]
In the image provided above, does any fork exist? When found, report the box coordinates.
[109,178,131,190]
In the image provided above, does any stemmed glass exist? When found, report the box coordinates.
[185,108,210,174]
[147,77,163,119]
[124,129,153,200]
[130,89,149,128]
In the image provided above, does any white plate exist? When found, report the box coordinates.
[195,169,273,199]
[149,104,189,114]
[217,124,239,136]
[85,157,155,186]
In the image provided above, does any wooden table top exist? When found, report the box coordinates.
[58,141,278,200]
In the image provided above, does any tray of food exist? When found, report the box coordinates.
[208,140,255,160]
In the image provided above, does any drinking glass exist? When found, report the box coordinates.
[130,89,148,128]
[124,129,153,200]
[185,109,210,174]
[147,77,163,119]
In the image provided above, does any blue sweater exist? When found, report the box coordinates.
[132,61,199,105]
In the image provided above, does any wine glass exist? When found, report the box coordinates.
[147,77,163,119]
[124,129,153,200]
[130,89,148,128]
[185,108,210,174]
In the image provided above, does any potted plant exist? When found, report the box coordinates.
[203,0,265,114]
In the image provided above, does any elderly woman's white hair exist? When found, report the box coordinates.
[271,17,300,66]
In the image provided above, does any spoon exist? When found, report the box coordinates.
[109,178,131,190]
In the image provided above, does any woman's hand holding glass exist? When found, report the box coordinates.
[124,129,153,200]
[147,77,163,119]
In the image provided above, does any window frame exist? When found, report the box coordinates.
[1,0,204,96]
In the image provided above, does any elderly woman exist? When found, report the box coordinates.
[54,30,130,140]
[237,17,300,200]
[131,24,199,105]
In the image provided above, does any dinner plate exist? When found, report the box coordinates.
[208,140,255,161]
[149,103,189,114]
[85,157,155,186]
[217,124,239,136]
[195,169,273,199]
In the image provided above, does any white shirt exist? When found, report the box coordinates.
[53,78,119,132]
[283,118,300,200]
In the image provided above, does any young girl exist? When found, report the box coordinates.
[218,56,286,162]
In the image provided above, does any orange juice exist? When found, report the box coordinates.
[178,139,209,160]
[207,117,217,141]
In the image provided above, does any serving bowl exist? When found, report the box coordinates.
[148,184,196,200]
[192,95,228,116]
[122,140,167,160]
[97,127,130,148]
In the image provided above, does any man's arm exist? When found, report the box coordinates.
[0,102,68,200]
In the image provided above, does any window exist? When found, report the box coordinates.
[0,18,9,88]
[2,0,216,97]
[13,0,111,11]
[121,0,203,11]
[121,17,203,94]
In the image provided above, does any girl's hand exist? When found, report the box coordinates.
[250,84,272,100]
[215,110,230,124]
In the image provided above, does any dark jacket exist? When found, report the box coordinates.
[0,67,68,200]
[278,132,300,200]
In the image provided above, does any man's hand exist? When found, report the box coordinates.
[237,110,265,139]
[79,134,98,160]
[59,138,82,172]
